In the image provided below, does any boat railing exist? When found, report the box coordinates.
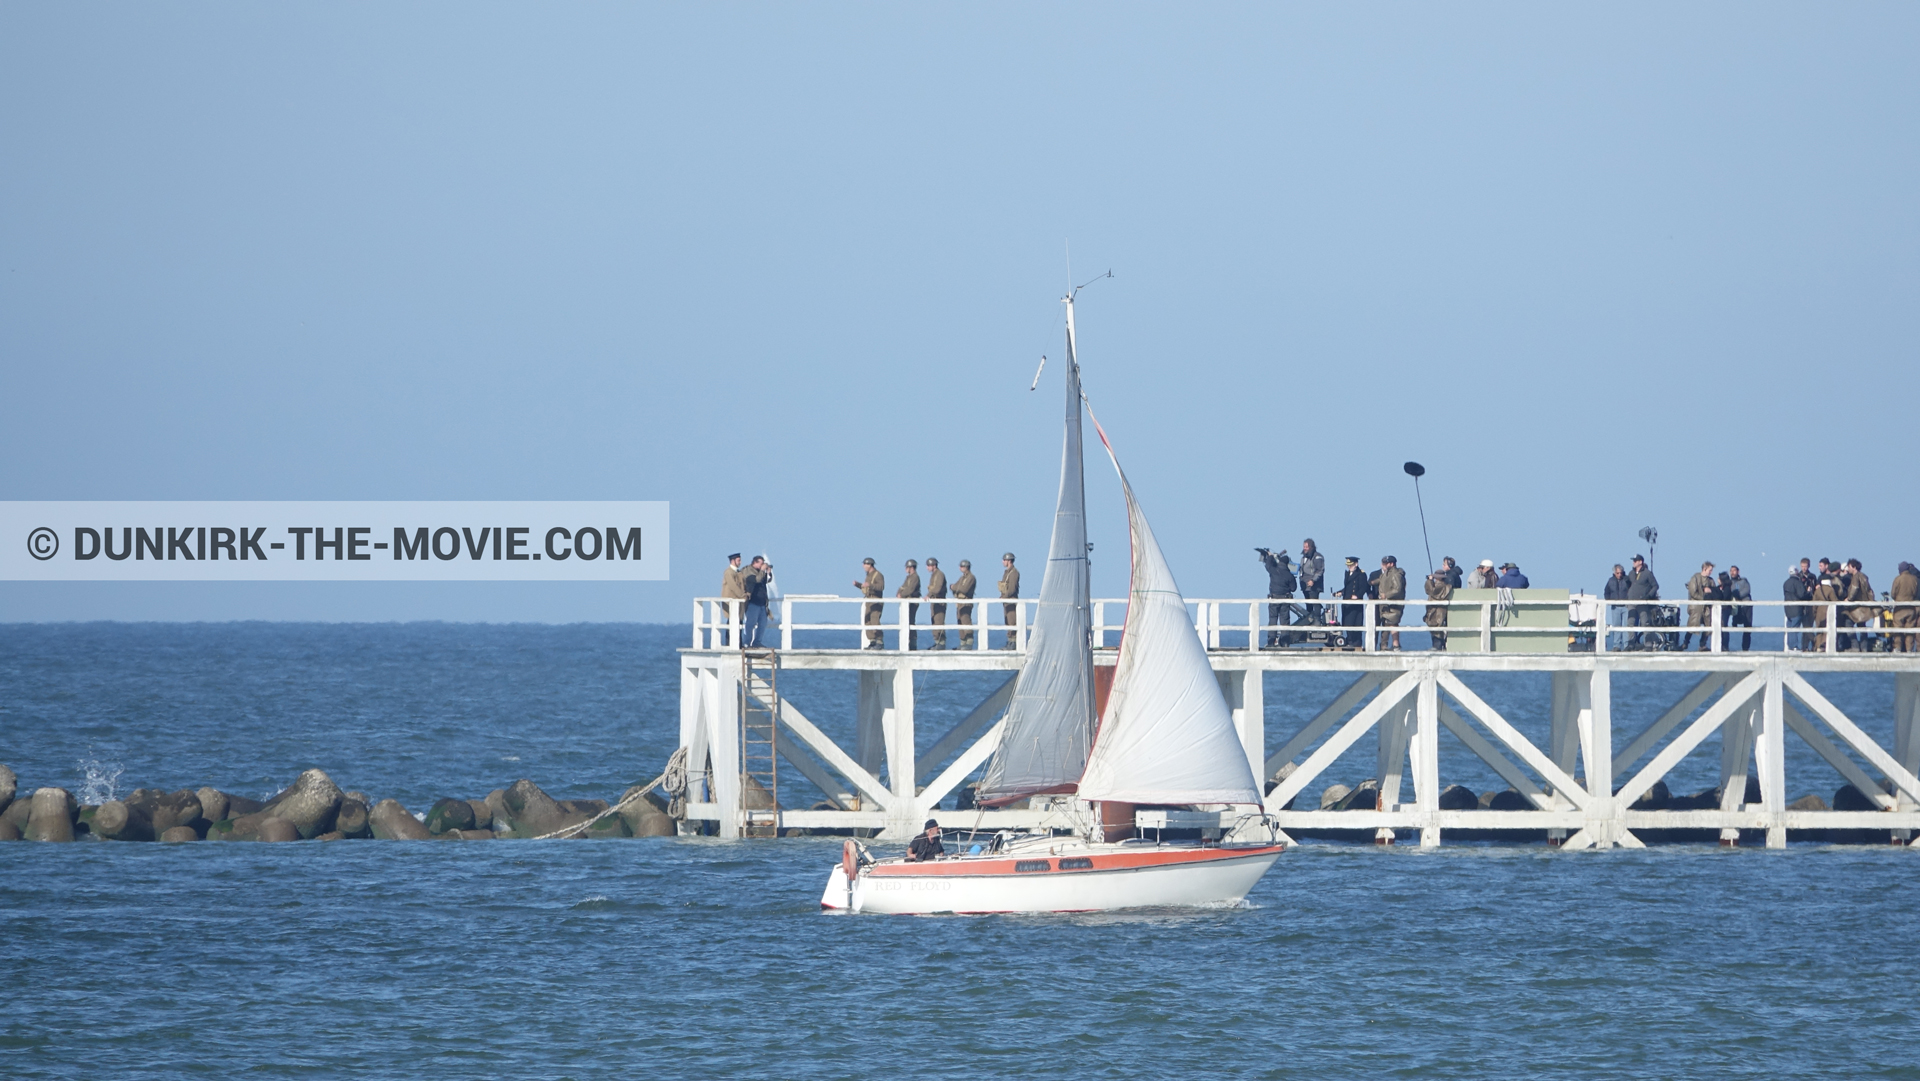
[692,594,1920,655]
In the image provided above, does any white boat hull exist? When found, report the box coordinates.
[820,842,1283,915]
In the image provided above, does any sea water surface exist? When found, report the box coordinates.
[2,623,1916,1080]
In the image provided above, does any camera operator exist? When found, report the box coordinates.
[1256,547,1297,649]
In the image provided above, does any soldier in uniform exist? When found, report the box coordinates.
[953,560,977,649]
[1424,567,1453,651]
[1811,563,1843,652]
[999,553,1021,650]
[925,557,949,650]
[897,559,922,651]
[1376,556,1406,651]
[854,558,886,649]
[719,553,746,645]
[1683,562,1716,651]
[1338,556,1367,650]
[1844,559,1875,650]
[1891,562,1920,653]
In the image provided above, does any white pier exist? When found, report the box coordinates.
[677,595,1920,845]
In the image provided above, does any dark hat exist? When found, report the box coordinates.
[923,819,939,830]
[1500,562,1518,570]
[1633,554,1646,562]
[1344,556,1359,563]
[1003,552,1016,561]
[862,557,875,566]
[926,557,939,566]
[959,559,971,567]
[905,559,917,567]
[1382,555,1397,565]
[727,553,741,561]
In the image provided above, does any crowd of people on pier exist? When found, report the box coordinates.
[1255,541,1531,652]
[712,545,1920,654]
[717,552,1024,650]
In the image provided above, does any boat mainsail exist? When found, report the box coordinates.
[1076,409,1262,807]
[975,300,1095,805]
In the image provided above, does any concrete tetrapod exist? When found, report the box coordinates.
[160,826,200,843]
[368,799,432,840]
[125,789,205,835]
[334,799,371,838]
[0,763,15,815]
[260,770,344,838]
[498,779,595,837]
[90,799,155,842]
[618,786,678,837]
[26,788,77,842]
[196,787,230,823]
[425,798,475,835]
[3,796,34,835]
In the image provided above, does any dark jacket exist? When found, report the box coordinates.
[1784,573,1813,603]
[1729,575,1751,602]
[1443,566,1464,589]
[1627,568,1659,601]
[1259,551,1296,596]
[1340,567,1369,600]
[742,568,771,606]
[1298,552,1326,594]
[1497,569,1530,589]
[1603,573,1631,601]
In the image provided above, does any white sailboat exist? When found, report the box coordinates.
[821,286,1284,915]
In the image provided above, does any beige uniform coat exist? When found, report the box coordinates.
[1378,567,1407,625]
[861,568,885,645]
[1845,572,1875,627]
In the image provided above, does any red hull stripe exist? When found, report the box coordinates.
[866,844,1284,879]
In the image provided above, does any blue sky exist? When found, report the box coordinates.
[2,4,1916,622]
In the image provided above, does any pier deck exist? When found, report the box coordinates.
[677,596,1920,844]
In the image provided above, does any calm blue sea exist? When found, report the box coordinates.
[2,623,1916,1080]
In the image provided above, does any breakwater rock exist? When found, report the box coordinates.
[0,765,674,845]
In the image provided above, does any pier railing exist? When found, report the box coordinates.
[693,594,1920,655]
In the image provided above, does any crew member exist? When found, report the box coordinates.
[1626,555,1660,649]
[1784,560,1815,651]
[742,556,772,648]
[1725,566,1752,651]
[925,557,949,650]
[1603,564,1631,651]
[906,819,944,861]
[1298,539,1326,628]
[1440,556,1463,590]
[854,558,885,649]
[897,559,922,651]
[999,552,1021,650]
[1467,560,1498,589]
[1257,547,1297,648]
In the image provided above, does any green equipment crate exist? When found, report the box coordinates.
[1444,589,1571,653]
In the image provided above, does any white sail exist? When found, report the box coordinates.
[976,312,1094,804]
[1076,413,1262,807]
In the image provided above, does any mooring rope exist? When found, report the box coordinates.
[531,747,687,841]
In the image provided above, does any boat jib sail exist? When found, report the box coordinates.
[976,302,1096,805]
[1076,408,1262,807]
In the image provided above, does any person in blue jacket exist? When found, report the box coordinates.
[1496,562,1530,589]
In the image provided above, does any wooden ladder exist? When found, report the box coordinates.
[739,647,781,837]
